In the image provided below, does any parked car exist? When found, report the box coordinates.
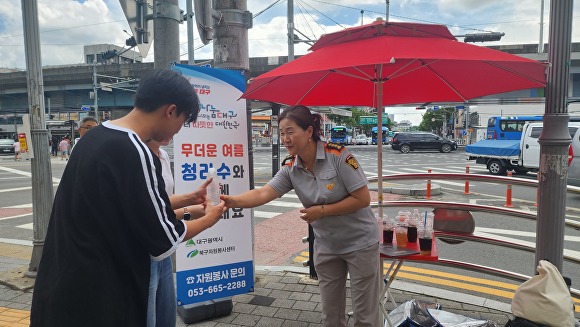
[0,139,15,155]
[555,124,580,186]
[353,134,368,145]
[366,136,372,144]
[391,132,457,153]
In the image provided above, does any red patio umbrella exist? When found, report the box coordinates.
[242,20,547,208]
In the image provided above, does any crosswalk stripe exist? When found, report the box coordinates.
[264,200,303,208]
[253,211,280,219]
[16,223,33,230]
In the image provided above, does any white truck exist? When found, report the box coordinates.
[466,122,580,175]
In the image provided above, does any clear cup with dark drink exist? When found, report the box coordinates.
[418,228,433,255]
[407,209,420,243]
[381,216,394,244]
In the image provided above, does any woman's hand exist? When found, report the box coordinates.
[220,194,235,208]
[299,205,324,224]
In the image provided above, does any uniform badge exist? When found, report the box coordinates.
[281,154,295,167]
[325,183,335,191]
[345,154,359,170]
[325,142,345,151]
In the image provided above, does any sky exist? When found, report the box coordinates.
[1,0,579,123]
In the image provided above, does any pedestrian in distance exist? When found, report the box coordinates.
[51,135,59,157]
[221,105,381,327]
[71,116,98,154]
[145,137,205,327]
[30,69,227,327]
[13,138,21,161]
[58,136,69,160]
[75,116,98,144]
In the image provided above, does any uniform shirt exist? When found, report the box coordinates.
[30,121,187,327]
[268,141,378,254]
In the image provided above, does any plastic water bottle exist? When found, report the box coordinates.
[408,209,420,243]
[207,168,221,206]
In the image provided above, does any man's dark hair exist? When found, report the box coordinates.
[81,116,98,125]
[134,69,200,123]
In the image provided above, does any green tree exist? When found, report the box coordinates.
[326,107,395,136]
[418,107,455,133]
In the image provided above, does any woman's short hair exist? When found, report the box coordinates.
[279,105,323,141]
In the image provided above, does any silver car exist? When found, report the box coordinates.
[0,139,14,155]
[353,134,368,145]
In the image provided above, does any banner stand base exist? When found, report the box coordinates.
[177,297,233,324]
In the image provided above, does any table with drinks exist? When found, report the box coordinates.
[378,209,439,326]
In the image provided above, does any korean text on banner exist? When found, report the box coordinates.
[171,64,254,306]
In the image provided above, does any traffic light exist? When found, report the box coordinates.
[125,36,137,48]
[101,49,118,60]
[464,32,504,43]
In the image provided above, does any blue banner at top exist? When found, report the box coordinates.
[172,64,247,94]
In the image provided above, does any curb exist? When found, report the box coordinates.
[369,183,443,196]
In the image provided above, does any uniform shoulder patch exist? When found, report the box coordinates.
[345,154,359,170]
[281,154,295,167]
[325,142,345,156]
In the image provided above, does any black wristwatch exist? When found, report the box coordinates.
[183,207,192,221]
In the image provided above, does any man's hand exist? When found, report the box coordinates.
[200,197,226,228]
[190,179,212,205]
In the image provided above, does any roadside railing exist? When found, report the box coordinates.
[366,172,580,298]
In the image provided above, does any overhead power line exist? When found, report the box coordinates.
[254,0,285,18]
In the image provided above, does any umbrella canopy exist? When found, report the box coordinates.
[241,21,547,210]
[242,21,546,107]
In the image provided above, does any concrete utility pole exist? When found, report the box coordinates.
[287,0,294,61]
[21,0,53,277]
[92,60,99,123]
[186,0,194,64]
[535,0,574,271]
[154,0,181,69]
[538,0,545,54]
[213,0,250,70]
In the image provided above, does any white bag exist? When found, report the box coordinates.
[511,260,575,327]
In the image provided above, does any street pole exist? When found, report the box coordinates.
[385,0,390,22]
[186,0,194,64]
[21,0,53,278]
[287,0,294,61]
[46,97,50,125]
[13,114,18,137]
[538,0,545,54]
[465,105,470,144]
[154,0,180,69]
[92,60,99,123]
[535,0,573,271]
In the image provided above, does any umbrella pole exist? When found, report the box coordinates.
[376,76,385,325]
[376,80,384,218]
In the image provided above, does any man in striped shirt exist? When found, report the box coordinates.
[30,69,226,327]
